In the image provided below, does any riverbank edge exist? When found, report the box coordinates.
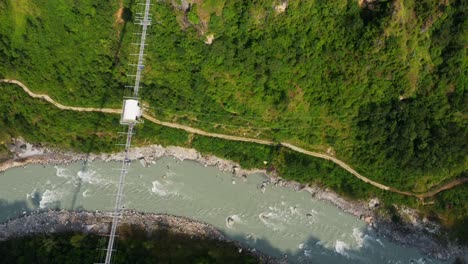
[0,141,466,260]
[0,210,279,263]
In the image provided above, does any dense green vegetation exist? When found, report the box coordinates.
[432,183,468,244]
[0,0,127,107]
[143,0,466,195]
[191,135,466,244]
[0,225,259,263]
[0,0,465,194]
[1,78,465,243]
[0,0,466,243]
[0,82,190,153]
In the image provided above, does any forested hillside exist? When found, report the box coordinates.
[0,225,259,263]
[0,0,466,241]
[143,0,467,194]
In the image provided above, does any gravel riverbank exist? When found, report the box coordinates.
[0,210,224,241]
[0,139,466,261]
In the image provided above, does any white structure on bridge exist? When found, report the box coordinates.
[121,99,142,124]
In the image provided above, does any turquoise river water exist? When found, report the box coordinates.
[0,157,445,263]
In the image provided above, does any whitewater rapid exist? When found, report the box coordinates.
[0,157,445,263]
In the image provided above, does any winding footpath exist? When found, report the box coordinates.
[1,79,465,199]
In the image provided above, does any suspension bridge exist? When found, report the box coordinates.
[100,1,151,263]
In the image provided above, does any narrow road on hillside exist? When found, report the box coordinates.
[1,79,120,114]
[1,79,465,199]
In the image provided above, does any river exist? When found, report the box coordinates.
[0,156,443,263]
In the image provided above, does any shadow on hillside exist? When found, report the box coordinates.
[229,233,358,264]
[70,1,135,210]
[229,230,458,264]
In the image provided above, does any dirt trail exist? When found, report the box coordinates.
[1,79,120,114]
[1,78,465,199]
[417,178,468,199]
[115,0,125,26]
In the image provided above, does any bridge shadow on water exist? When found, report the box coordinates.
[69,1,136,211]
[65,5,137,262]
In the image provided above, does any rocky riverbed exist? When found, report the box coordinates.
[1,139,466,261]
[0,210,224,241]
